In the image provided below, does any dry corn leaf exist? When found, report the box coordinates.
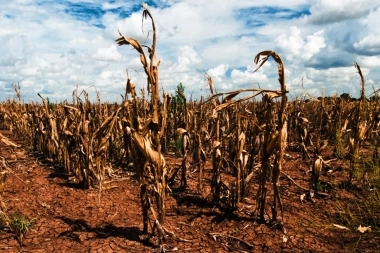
[264,91,281,99]
[265,131,278,155]
[341,118,350,132]
[357,225,371,233]
[239,150,249,169]
[127,79,136,96]
[320,139,328,151]
[128,129,164,168]
[116,36,143,54]
[213,140,221,148]
[205,73,215,95]
[63,130,73,137]
[214,101,234,112]
[254,50,286,92]
[333,224,350,230]
[176,128,187,135]
[258,124,266,131]
[140,54,147,67]
[96,116,118,156]
[348,137,355,149]
[314,157,323,176]
[182,134,190,153]
[253,50,272,73]
[0,133,20,147]
[300,193,306,202]
[355,62,365,100]
[358,121,367,140]
[222,91,240,103]
[63,105,79,113]
[238,132,245,142]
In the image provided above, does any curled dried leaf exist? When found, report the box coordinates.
[265,131,278,155]
[213,140,221,148]
[300,193,306,202]
[314,157,323,177]
[176,128,187,135]
[214,101,234,112]
[264,91,281,99]
[0,133,20,147]
[357,225,371,233]
[222,91,240,103]
[358,121,367,141]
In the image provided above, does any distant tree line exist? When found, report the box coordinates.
[312,92,380,102]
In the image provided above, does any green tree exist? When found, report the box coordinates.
[175,82,185,110]
[46,97,54,111]
[340,93,351,101]
[171,82,185,113]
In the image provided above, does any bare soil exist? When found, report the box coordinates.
[1,130,379,252]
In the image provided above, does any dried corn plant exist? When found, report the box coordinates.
[176,88,190,188]
[0,133,22,237]
[371,94,380,167]
[311,89,328,192]
[198,51,288,213]
[176,128,190,187]
[235,113,246,204]
[253,51,288,224]
[0,84,127,193]
[332,96,355,159]
[0,171,10,235]
[347,63,371,183]
[116,4,169,242]
[311,139,328,193]
[297,113,310,160]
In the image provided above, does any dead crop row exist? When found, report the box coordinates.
[1,5,380,249]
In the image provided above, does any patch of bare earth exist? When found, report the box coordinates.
[0,130,379,252]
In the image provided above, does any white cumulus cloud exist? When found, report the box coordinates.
[353,33,380,55]
[306,0,379,24]
[93,45,122,61]
[275,26,325,62]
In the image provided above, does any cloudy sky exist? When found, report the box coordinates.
[1,0,380,102]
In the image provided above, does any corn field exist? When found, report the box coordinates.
[1,5,380,250]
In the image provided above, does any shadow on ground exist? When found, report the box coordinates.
[56,216,156,248]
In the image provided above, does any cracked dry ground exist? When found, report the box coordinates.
[1,130,379,253]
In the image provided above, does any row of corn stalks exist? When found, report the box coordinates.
[1,5,380,245]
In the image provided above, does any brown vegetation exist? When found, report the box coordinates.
[1,5,380,252]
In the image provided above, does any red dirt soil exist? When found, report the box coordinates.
[0,130,379,252]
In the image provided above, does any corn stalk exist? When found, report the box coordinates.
[348,63,370,183]
[177,89,190,188]
[116,4,168,241]
[254,51,287,223]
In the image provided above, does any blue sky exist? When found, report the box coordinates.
[1,0,380,102]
